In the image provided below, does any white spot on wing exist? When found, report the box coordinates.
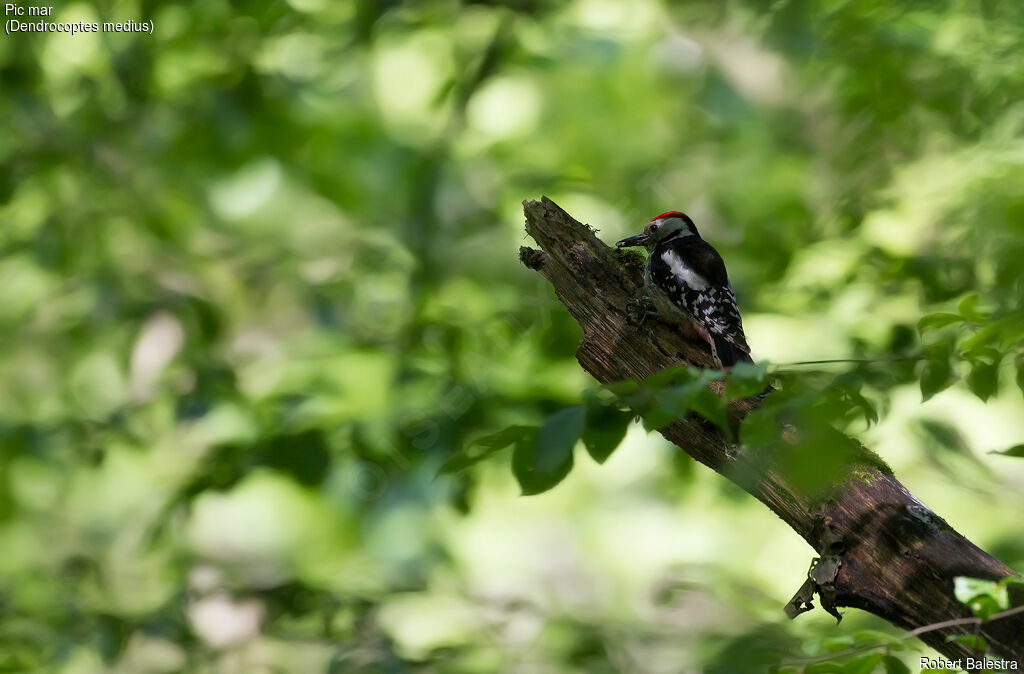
[661,250,709,290]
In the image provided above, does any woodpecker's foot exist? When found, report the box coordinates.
[626,297,659,329]
[638,310,662,333]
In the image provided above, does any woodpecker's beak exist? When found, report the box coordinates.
[616,233,649,248]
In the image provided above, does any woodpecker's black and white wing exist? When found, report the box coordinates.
[646,238,751,365]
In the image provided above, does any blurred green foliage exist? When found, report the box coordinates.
[2,0,1024,672]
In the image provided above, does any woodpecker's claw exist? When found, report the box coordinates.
[626,297,660,331]
[638,310,660,332]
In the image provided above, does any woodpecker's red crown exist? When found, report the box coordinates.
[651,211,688,222]
[618,211,699,249]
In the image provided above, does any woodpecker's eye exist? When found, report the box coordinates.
[650,224,659,232]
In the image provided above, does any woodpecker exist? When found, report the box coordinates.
[617,211,752,368]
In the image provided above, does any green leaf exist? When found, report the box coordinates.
[647,385,730,437]
[917,312,963,332]
[640,406,675,432]
[920,359,952,401]
[967,359,1000,401]
[819,636,855,652]
[848,391,878,426]
[644,385,696,431]
[725,361,769,399]
[842,653,884,674]
[851,629,904,649]
[958,293,983,320]
[918,420,971,457]
[603,379,640,397]
[966,350,1002,402]
[953,576,1009,620]
[920,343,953,401]
[644,366,702,389]
[1016,356,1024,398]
[945,634,987,652]
[535,406,586,476]
[988,444,1024,458]
[738,406,781,450]
[581,405,632,464]
[960,324,999,353]
[512,406,585,495]
[882,655,911,674]
[474,425,538,450]
[688,387,730,436]
[805,664,846,674]
[438,425,537,475]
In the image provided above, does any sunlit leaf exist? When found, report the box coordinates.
[944,634,986,651]
[917,313,963,332]
[957,293,983,321]
[819,635,855,652]
[959,324,1000,353]
[953,576,1009,620]
[842,653,885,674]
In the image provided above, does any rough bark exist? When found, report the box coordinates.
[519,196,1023,667]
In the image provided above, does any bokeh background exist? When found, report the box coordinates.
[2,0,1024,672]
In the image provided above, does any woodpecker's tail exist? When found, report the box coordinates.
[712,334,753,368]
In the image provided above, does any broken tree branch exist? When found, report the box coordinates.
[519,196,1022,666]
